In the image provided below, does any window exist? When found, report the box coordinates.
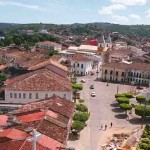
[116,78,118,82]
[35,93,38,99]
[105,70,107,74]
[14,93,17,98]
[110,70,113,75]
[10,93,13,98]
[29,93,32,99]
[116,71,118,76]
[19,93,21,99]
[53,94,56,96]
[81,64,83,69]
[23,93,26,99]
[77,63,79,67]
[64,94,66,99]
[45,94,48,99]
[121,72,124,77]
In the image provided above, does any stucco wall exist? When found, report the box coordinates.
[5,90,72,104]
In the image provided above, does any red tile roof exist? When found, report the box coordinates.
[17,111,46,123]
[0,128,29,140]
[0,115,8,127]
[28,59,68,72]
[6,68,72,91]
[38,134,65,150]
[15,96,75,118]
[71,54,92,62]
[0,140,50,150]
[0,65,7,70]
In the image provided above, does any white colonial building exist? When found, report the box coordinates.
[70,54,93,76]
[4,68,72,104]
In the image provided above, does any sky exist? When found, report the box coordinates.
[0,0,150,25]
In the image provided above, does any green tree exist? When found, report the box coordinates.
[14,37,22,46]
[116,97,130,104]
[0,41,4,47]
[73,112,89,122]
[0,73,7,85]
[49,50,58,57]
[120,103,132,114]
[136,96,146,105]
[72,121,85,133]
[76,104,88,112]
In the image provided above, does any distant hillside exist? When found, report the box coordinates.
[1,22,150,38]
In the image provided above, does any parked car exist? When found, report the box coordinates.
[90,85,94,89]
[81,79,86,83]
[91,92,96,97]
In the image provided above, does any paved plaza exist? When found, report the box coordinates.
[67,74,150,150]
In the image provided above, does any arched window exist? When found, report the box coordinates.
[110,70,113,75]
[105,70,107,74]
[121,72,124,77]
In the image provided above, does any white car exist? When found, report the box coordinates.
[91,92,96,97]
[81,79,86,83]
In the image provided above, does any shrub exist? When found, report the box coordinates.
[72,121,85,132]
[0,111,3,115]
[136,96,146,105]
[76,104,88,112]
[124,93,133,98]
[73,112,89,122]
[120,103,132,110]
[72,83,83,90]
[135,105,150,117]
[116,97,130,104]
[141,138,150,144]
[139,143,148,149]
[78,99,84,103]
[115,94,125,98]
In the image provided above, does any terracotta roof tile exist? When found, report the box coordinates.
[15,96,75,118]
[0,128,29,140]
[6,69,71,91]
[102,62,150,71]
[0,115,8,127]
[71,54,92,62]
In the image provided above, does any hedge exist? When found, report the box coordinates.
[73,112,89,122]
[115,94,125,98]
[136,96,146,105]
[124,93,133,98]
[120,103,132,110]
[72,83,83,90]
[116,97,130,104]
[78,99,84,103]
[135,105,150,117]
[72,121,85,132]
[76,104,88,112]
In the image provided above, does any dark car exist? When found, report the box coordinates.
[90,85,94,89]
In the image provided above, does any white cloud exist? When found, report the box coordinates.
[0,1,47,11]
[112,15,129,24]
[99,4,126,15]
[146,10,150,18]
[111,0,147,6]
[129,14,141,19]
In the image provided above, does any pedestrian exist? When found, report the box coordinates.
[106,83,109,86]
[99,124,103,130]
[105,125,107,130]
[110,122,113,128]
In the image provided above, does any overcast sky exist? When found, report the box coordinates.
[0,0,150,25]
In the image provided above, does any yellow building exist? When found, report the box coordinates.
[101,61,150,86]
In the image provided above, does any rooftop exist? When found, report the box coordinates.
[37,41,60,46]
[71,54,92,62]
[102,62,150,72]
[15,95,75,118]
[0,115,8,127]
[79,45,98,51]
[6,68,71,91]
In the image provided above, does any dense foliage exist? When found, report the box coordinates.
[116,97,130,104]
[72,83,83,91]
[76,104,88,112]
[135,105,150,117]
[115,94,125,98]
[72,121,85,133]
[136,96,146,105]
[73,112,89,123]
